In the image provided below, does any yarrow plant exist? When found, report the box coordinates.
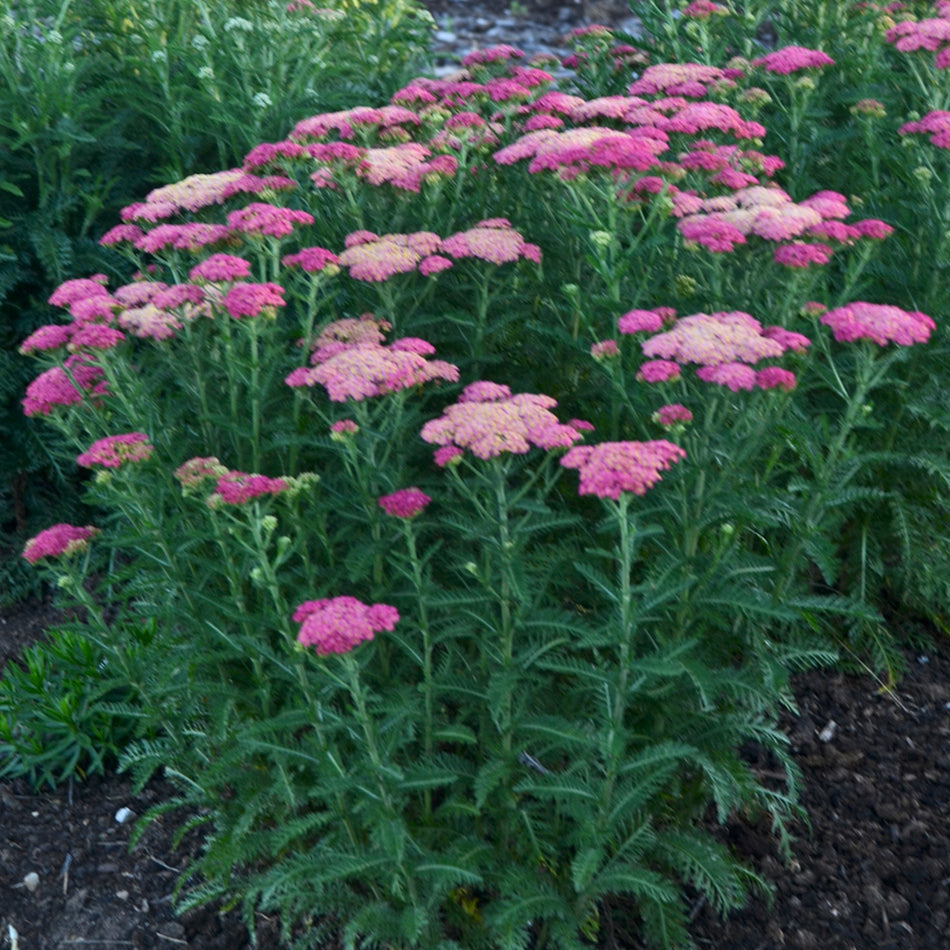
[14,6,950,948]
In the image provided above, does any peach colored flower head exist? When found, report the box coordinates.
[642,311,782,366]
[420,383,582,460]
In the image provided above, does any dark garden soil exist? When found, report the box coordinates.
[2,594,950,949]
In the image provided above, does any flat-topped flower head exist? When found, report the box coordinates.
[752,45,834,74]
[210,471,290,505]
[899,110,950,148]
[628,62,735,97]
[678,215,748,252]
[819,302,935,347]
[618,308,675,335]
[560,439,686,499]
[143,169,246,214]
[420,383,582,460]
[19,324,74,355]
[440,220,541,265]
[23,524,99,564]
[642,311,783,366]
[315,315,391,349]
[134,222,232,253]
[695,362,757,391]
[189,254,253,282]
[293,595,399,656]
[175,456,229,492]
[48,276,110,309]
[379,487,431,518]
[288,340,458,402]
[67,324,125,352]
[282,246,340,273]
[773,242,833,268]
[637,359,681,383]
[22,355,108,416]
[338,231,442,281]
[653,403,693,427]
[227,202,314,239]
[77,432,153,469]
[222,282,285,318]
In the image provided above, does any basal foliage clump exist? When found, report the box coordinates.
[9,1,950,947]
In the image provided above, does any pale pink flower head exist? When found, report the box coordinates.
[118,304,182,341]
[678,216,748,253]
[819,302,935,347]
[289,342,459,402]
[378,487,431,518]
[77,432,153,469]
[134,222,233,254]
[440,220,541,266]
[315,315,391,350]
[23,523,99,564]
[293,595,399,656]
[560,439,686,499]
[338,232,441,281]
[210,471,290,505]
[642,311,782,366]
[420,386,582,460]
[222,282,286,318]
[653,403,693,427]
[752,45,834,74]
[189,254,253,283]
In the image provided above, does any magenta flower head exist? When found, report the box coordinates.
[819,302,935,347]
[23,523,99,564]
[752,45,834,75]
[210,471,290,505]
[222,282,285,318]
[293,595,399,656]
[653,403,693,427]
[189,254,253,283]
[379,487,431,518]
[77,433,153,469]
[560,440,686,499]
[22,355,108,416]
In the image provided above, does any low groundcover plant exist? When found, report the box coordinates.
[13,2,950,948]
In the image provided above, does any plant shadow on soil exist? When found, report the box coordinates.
[1,596,949,949]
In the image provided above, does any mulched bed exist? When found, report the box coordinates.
[2,595,949,949]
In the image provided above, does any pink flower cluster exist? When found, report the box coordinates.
[336,221,540,281]
[378,487,432,518]
[211,471,290,505]
[560,439,686,499]
[23,523,99,564]
[174,456,229,490]
[420,381,583,460]
[226,202,314,239]
[752,45,835,75]
[77,432,153,469]
[886,11,950,69]
[819,302,935,347]
[629,63,741,98]
[285,319,458,401]
[641,311,785,366]
[899,110,950,149]
[22,355,108,416]
[222,282,285,318]
[293,595,399,656]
